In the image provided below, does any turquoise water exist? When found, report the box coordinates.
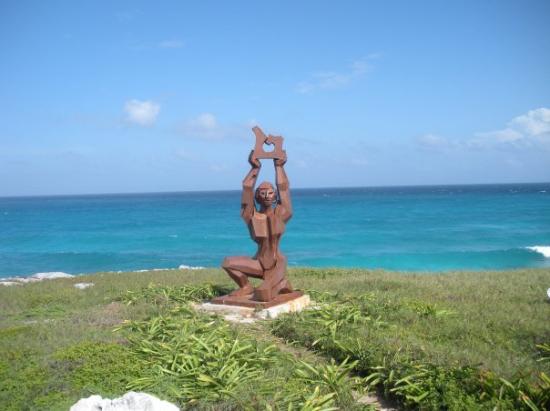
[1,183,549,277]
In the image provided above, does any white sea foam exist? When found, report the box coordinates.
[32,271,74,279]
[179,264,205,270]
[1,266,207,286]
[107,266,206,274]
[526,246,550,258]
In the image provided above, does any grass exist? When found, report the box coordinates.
[0,267,549,410]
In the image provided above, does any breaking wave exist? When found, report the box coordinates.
[526,246,550,258]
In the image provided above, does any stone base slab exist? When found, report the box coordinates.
[211,290,304,308]
[194,294,310,322]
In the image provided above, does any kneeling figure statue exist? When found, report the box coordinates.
[214,126,302,307]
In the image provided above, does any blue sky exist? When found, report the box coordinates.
[1,0,549,196]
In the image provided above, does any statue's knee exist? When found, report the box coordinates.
[222,257,233,269]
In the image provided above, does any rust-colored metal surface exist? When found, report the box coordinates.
[212,126,302,306]
[252,126,286,159]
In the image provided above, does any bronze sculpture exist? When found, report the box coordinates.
[212,126,302,308]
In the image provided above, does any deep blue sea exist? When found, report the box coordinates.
[1,183,550,277]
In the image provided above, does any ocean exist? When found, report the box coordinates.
[1,183,549,277]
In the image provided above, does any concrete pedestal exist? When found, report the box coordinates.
[194,294,310,323]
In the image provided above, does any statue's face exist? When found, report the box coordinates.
[256,185,276,208]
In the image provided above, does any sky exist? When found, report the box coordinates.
[1,0,549,196]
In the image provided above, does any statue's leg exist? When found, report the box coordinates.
[254,255,292,301]
[222,256,263,297]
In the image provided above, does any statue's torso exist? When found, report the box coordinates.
[249,209,286,269]
[251,211,285,238]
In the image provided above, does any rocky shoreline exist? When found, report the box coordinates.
[0,271,74,286]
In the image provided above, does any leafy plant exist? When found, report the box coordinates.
[272,294,550,410]
[406,300,456,318]
[120,283,218,306]
[116,286,363,409]
[536,343,550,363]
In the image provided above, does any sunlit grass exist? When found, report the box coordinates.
[0,267,548,410]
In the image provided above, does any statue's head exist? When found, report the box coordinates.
[255,181,276,208]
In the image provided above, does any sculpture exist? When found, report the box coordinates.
[212,126,302,308]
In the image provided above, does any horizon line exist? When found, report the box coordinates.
[1,180,549,199]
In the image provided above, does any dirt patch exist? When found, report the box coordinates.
[98,302,125,326]
[74,302,126,327]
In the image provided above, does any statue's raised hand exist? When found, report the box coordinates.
[274,151,287,167]
[248,150,261,169]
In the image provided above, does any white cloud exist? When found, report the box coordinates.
[124,99,160,126]
[472,128,523,143]
[296,55,379,94]
[297,72,350,93]
[510,108,550,136]
[182,113,221,139]
[179,113,250,141]
[471,107,550,149]
[158,39,184,49]
[416,134,458,151]
[415,107,550,151]
[192,113,217,130]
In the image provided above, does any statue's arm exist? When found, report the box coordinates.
[241,151,260,223]
[275,154,292,222]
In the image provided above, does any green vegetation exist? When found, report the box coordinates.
[117,296,363,409]
[272,290,550,409]
[0,267,549,410]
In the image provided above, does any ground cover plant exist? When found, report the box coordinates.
[271,290,550,410]
[0,271,366,410]
[116,283,365,409]
[0,267,549,410]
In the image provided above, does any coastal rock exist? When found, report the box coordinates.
[32,271,74,280]
[70,392,179,411]
[12,277,41,283]
[0,277,40,286]
[0,281,21,287]
[74,282,94,290]
[0,272,74,287]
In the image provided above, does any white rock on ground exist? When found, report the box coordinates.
[70,392,179,411]
[178,264,205,270]
[74,282,94,290]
